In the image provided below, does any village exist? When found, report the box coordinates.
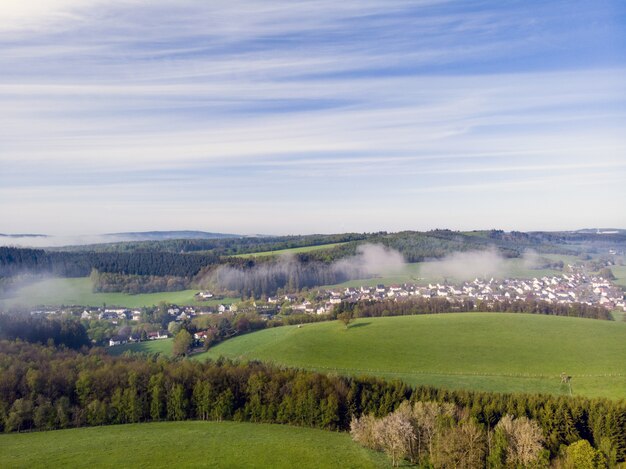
[302,269,626,315]
[104,272,621,344]
[25,264,625,348]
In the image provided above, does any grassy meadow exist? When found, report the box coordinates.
[231,241,348,258]
[0,277,238,309]
[610,264,626,288]
[108,337,173,356]
[0,421,388,469]
[199,313,626,399]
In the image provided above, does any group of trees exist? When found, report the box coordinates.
[0,314,89,349]
[351,401,548,467]
[90,270,189,294]
[0,246,220,280]
[202,259,356,298]
[0,340,624,466]
[352,401,615,468]
[334,297,613,321]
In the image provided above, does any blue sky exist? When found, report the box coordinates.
[1,0,625,235]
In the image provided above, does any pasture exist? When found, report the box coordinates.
[610,264,626,288]
[231,241,348,258]
[108,337,173,356]
[0,277,238,309]
[199,313,626,399]
[0,421,387,469]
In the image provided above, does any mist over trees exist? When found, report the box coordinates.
[2,229,625,297]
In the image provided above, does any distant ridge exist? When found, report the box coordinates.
[573,228,626,235]
[104,230,240,241]
[0,233,48,238]
[0,231,240,248]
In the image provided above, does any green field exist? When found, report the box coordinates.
[232,242,348,258]
[0,421,388,469]
[0,277,238,309]
[200,313,626,399]
[108,338,173,356]
[611,265,626,288]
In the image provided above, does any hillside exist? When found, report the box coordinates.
[0,277,238,309]
[104,230,240,241]
[0,421,387,468]
[200,313,626,399]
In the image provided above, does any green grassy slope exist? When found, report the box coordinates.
[231,241,348,258]
[200,313,626,399]
[0,277,238,309]
[611,265,626,288]
[0,421,388,469]
[108,338,173,356]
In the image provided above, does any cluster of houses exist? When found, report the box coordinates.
[274,269,626,315]
[28,265,625,349]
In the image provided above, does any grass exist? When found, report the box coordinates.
[231,242,348,258]
[108,338,173,356]
[199,313,626,399]
[610,310,625,322]
[610,265,626,288]
[0,421,389,469]
[0,277,238,309]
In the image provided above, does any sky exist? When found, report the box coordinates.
[1,0,625,236]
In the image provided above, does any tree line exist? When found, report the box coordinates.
[0,314,89,350]
[90,269,189,294]
[0,247,220,280]
[54,233,368,255]
[0,340,624,465]
[333,297,613,321]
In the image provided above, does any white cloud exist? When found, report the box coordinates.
[0,0,624,234]
[0,0,107,33]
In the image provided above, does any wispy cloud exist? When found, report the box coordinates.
[0,0,625,234]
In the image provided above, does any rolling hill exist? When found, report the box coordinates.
[199,313,626,399]
[0,421,387,468]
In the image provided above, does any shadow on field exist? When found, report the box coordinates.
[348,322,371,329]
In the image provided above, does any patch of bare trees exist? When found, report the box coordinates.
[351,401,546,468]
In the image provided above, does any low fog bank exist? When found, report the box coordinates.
[0,234,127,248]
[1,232,232,248]
[0,274,82,310]
[521,249,544,269]
[418,248,557,281]
[419,248,507,280]
[333,244,406,277]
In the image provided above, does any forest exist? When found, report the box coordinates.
[0,246,220,279]
[0,340,624,466]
